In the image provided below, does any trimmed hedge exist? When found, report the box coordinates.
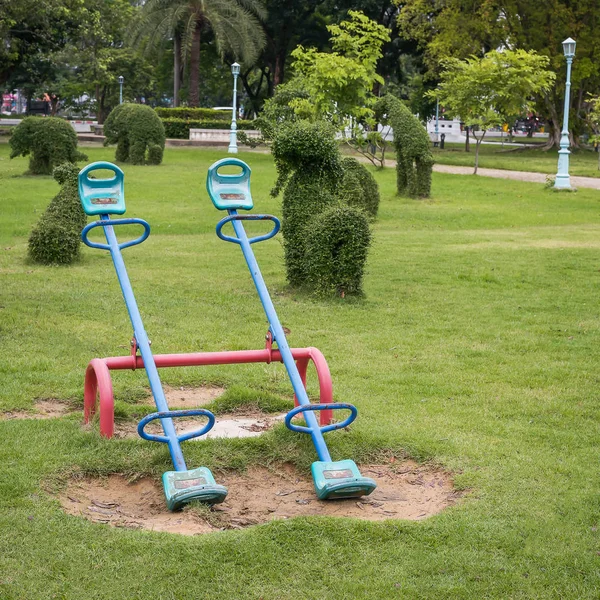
[28,163,87,264]
[272,120,374,297]
[305,204,371,296]
[104,103,165,165]
[9,117,87,175]
[161,118,256,139]
[376,94,433,198]
[155,107,231,121]
[337,157,380,220]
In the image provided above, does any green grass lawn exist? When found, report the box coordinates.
[431,142,600,178]
[1,141,599,598]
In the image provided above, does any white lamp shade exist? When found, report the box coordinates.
[562,38,576,58]
[231,62,241,75]
[118,76,124,83]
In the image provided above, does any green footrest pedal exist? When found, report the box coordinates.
[162,467,228,511]
[311,459,377,500]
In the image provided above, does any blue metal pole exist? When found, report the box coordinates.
[229,211,332,462]
[101,215,187,471]
[555,56,574,189]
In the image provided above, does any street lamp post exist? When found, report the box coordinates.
[228,62,240,154]
[434,98,440,147]
[554,38,576,189]
[118,76,124,105]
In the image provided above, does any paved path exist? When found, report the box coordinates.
[432,163,600,190]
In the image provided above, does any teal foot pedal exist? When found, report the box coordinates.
[162,467,228,511]
[311,459,377,500]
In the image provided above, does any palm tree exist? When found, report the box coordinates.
[134,0,266,107]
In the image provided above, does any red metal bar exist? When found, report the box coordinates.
[84,359,115,438]
[84,346,334,438]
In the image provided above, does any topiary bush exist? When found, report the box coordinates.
[9,117,87,175]
[28,163,87,265]
[104,103,165,165]
[337,157,380,220]
[304,204,371,296]
[271,120,373,296]
[376,94,433,198]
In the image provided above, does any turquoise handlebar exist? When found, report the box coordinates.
[216,214,280,245]
[81,217,150,251]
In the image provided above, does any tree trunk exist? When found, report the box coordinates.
[274,48,285,87]
[465,126,470,152]
[173,34,182,108]
[50,96,59,116]
[188,21,201,107]
[473,131,485,174]
[541,95,561,150]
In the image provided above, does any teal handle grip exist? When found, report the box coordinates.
[206,158,253,211]
[78,161,126,216]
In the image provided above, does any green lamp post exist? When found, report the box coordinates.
[228,62,240,154]
[554,37,576,189]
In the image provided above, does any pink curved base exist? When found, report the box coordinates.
[83,346,334,439]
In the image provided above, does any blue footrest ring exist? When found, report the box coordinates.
[138,409,215,443]
[285,403,357,434]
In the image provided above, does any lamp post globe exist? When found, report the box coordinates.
[554,38,576,189]
[229,62,241,154]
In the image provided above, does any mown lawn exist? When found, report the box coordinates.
[0,141,599,599]
[431,142,600,178]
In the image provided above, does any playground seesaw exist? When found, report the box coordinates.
[77,159,376,509]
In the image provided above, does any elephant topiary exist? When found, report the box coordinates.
[9,117,87,175]
[103,103,165,165]
[28,163,87,265]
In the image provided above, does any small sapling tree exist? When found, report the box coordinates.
[432,50,555,174]
[586,94,600,170]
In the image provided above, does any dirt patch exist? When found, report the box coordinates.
[58,462,461,535]
[141,385,225,408]
[0,399,74,420]
[114,412,285,440]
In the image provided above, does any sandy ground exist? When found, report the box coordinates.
[58,461,462,535]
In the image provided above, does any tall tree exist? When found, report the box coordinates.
[134,0,267,107]
[397,0,600,148]
[432,49,555,173]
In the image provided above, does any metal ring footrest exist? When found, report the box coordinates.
[285,403,357,434]
[137,409,215,443]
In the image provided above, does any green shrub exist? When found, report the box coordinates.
[155,107,231,121]
[9,117,87,175]
[272,120,375,296]
[104,104,165,165]
[28,163,87,265]
[305,204,371,296]
[337,157,380,220]
[161,118,256,139]
[376,94,433,198]
[280,174,338,287]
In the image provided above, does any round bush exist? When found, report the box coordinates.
[9,117,87,175]
[337,157,380,220]
[304,204,371,296]
[28,163,87,265]
[104,104,165,165]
